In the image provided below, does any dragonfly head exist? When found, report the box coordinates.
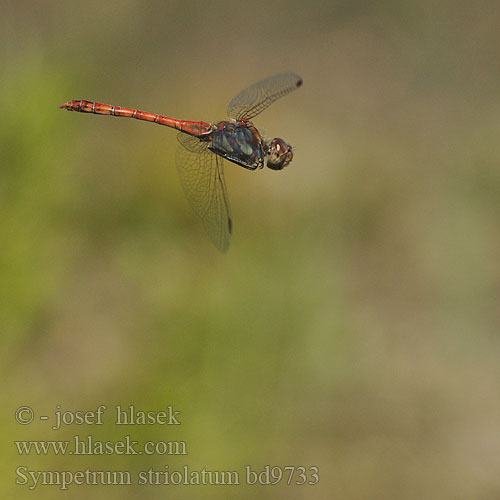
[266,138,293,170]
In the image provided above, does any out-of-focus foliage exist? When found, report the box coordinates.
[1,1,499,499]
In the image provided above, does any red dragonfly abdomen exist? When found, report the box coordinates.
[59,100,213,137]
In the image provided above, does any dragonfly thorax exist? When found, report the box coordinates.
[209,121,264,170]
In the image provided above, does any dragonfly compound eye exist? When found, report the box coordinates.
[266,138,293,170]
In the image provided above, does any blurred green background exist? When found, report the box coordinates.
[1,1,499,498]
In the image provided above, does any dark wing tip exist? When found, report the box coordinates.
[296,78,303,87]
[228,216,233,235]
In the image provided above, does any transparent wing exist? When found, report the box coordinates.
[176,133,232,252]
[227,73,303,121]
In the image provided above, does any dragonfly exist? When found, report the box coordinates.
[60,73,303,251]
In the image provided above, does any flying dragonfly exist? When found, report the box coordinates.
[60,73,303,251]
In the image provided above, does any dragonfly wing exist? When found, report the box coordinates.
[177,132,209,153]
[176,133,232,252]
[227,73,303,121]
